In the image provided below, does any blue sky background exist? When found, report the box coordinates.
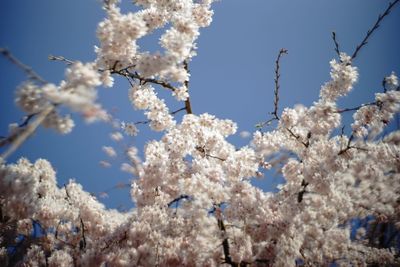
[1,0,399,210]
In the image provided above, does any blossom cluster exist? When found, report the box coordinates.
[96,0,215,84]
[14,62,109,135]
[1,0,400,266]
[129,84,175,131]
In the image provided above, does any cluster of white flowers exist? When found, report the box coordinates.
[1,0,400,266]
[352,87,400,138]
[96,0,215,84]
[121,121,139,136]
[14,82,74,134]
[13,62,110,135]
[251,60,400,265]
[319,53,359,102]
[172,85,189,101]
[43,62,107,123]
[385,71,399,91]
[129,84,175,131]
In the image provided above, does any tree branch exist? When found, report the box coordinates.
[183,60,193,114]
[0,48,47,85]
[351,0,400,60]
[331,32,341,59]
[257,48,287,128]
[48,55,75,65]
[133,107,186,126]
[0,105,55,161]
[272,48,288,121]
[335,101,378,113]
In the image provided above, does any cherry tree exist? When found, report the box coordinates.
[1,0,400,266]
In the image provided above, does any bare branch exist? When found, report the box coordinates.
[129,72,176,91]
[351,0,400,60]
[167,195,192,208]
[256,49,288,129]
[0,48,47,85]
[48,55,75,65]
[133,107,186,126]
[335,101,378,113]
[195,146,226,161]
[331,32,341,59]
[272,48,288,121]
[286,128,309,148]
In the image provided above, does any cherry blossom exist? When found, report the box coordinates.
[1,0,399,266]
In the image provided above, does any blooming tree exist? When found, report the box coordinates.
[1,0,400,266]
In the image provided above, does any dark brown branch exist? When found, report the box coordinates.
[257,49,288,128]
[130,71,176,91]
[64,184,72,202]
[339,134,354,155]
[19,113,39,127]
[286,128,309,148]
[0,48,47,85]
[167,194,191,208]
[338,134,368,155]
[297,180,309,203]
[335,101,378,113]
[134,107,186,126]
[205,154,226,161]
[101,231,128,252]
[79,218,86,250]
[351,0,400,60]
[331,32,341,59]
[218,218,236,266]
[183,60,193,114]
[63,185,87,250]
[111,61,193,114]
[54,220,75,248]
[272,48,288,120]
[195,146,226,161]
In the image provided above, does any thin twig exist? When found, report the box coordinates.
[351,0,400,60]
[111,61,193,114]
[338,134,368,155]
[134,107,186,126]
[256,49,288,129]
[167,195,191,208]
[0,48,47,84]
[195,146,226,161]
[331,32,341,59]
[0,113,42,148]
[129,72,176,91]
[48,55,75,65]
[335,101,378,113]
[272,48,288,120]
[286,128,308,148]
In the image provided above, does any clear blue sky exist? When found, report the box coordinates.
[1,0,399,210]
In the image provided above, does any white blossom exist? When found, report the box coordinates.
[2,1,400,266]
[102,146,117,157]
